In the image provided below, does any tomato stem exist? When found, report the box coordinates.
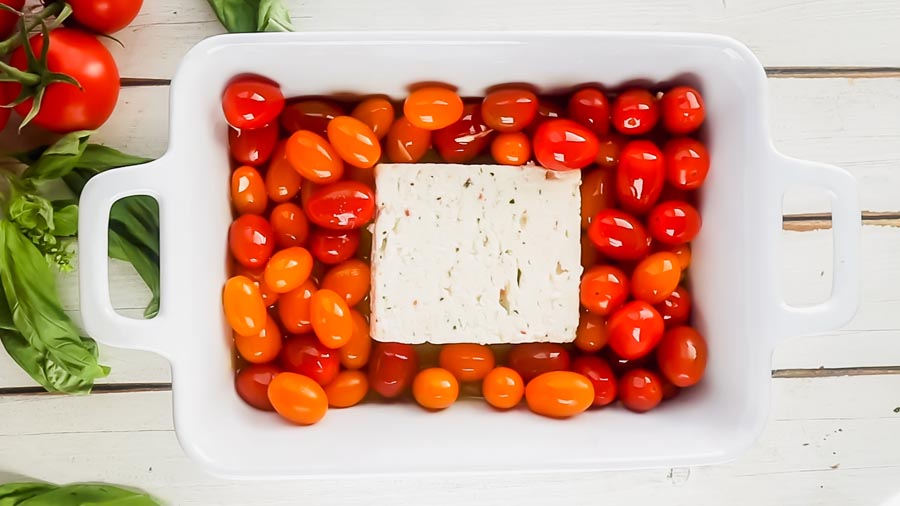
[0,1,65,55]
[0,60,39,87]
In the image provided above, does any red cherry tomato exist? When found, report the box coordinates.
[587,209,651,261]
[533,119,600,171]
[69,0,142,34]
[231,166,268,215]
[369,342,419,398]
[433,103,493,163]
[481,89,538,132]
[285,130,344,184]
[305,181,376,230]
[647,200,702,245]
[568,88,610,136]
[618,368,663,412]
[580,168,616,229]
[229,123,278,166]
[507,343,571,382]
[657,326,708,387]
[385,117,432,163]
[265,141,303,203]
[0,0,24,40]
[604,348,652,377]
[222,78,284,130]
[664,137,710,190]
[327,115,382,169]
[277,280,317,334]
[616,140,665,215]
[404,86,464,130]
[607,301,665,360]
[229,214,275,268]
[351,97,394,140]
[279,334,340,386]
[309,228,361,265]
[270,202,309,249]
[491,132,531,165]
[235,363,281,411]
[630,252,682,304]
[595,134,626,169]
[656,286,692,328]
[611,88,659,135]
[660,86,705,134]
[280,99,343,136]
[570,355,617,407]
[527,99,564,134]
[580,265,629,316]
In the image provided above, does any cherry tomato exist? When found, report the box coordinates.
[280,99,343,136]
[660,86,705,134]
[574,311,609,353]
[413,368,459,410]
[507,343,570,382]
[580,168,616,229]
[656,286,692,328]
[607,301,665,360]
[285,130,344,183]
[663,137,710,190]
[232,264,280,307]
[326,115,382,169]
[657,242,692,270]
[264,247,313,294]
[235,363,281,411]
[438,344,495,382]
[660,374,681,400]
[228,214,275,268]
[234,316,282,364]
[309,228,361,265]
[433,103,493,163]
[310,289,353,349]
[321,259,370,307]
[222,78,284,130]
[228,123,278,166]
[385,117,432,163]
[604,348,652,377]
[280,334,340,386]
[0,0,24,39]
[568,88,610,135]
[647,200,702,245]
[305,181,375,230]
[340,310,372,369]
[481,89,538,132]
[631,252,681,304]
[595,133,625,169]
[323,370,369,408]
[657,326,708,387]
[404,86,464,130]
[223,275,267,336]
[611,88,659,136]
[618,368,663,412]
[525,371,594,418]
[69,0,142,33]
[616,140,665,215]
[351,97,394,140]
[527,99,564,134]
[533,119,600,171]
[268,372,328,425]
[491,132,531,166]
[269,203,309,249]
[571,355,617,407]
[587,209,651,261]
[482,367,525,409]
[265,141,303,203]
[277,280,317,334]
[580,265,629,316]
[369,342,419,399]
[231,166,268,215]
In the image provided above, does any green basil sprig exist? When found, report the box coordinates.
[207,0,294,33]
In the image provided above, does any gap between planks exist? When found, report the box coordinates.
[784,212,900,232]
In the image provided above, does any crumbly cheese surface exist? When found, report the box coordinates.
[370,163,582,345]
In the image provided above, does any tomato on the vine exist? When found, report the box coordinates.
[222,78,284,130]
[0,0,24,39]
[69,0,143,34]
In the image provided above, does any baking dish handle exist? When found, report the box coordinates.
[78,158,174,359]
[775,155,861,338]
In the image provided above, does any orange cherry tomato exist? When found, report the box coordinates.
[658,242,692,270]
[568,87,610,136]
[656,285,692,328]
[482,367,524,409]
[351,97,394,140]
[507,343,570,382]
[285,130,344,183]
[618,368,663,412]
[404,86,464,130]
[223,275,267,336]
[232,264,279,307]
[433,103,493,163]
[631,252,681,304]
[265,141,303,203]
[570,355,617,407]
[264,247,313,294]
[412,368,459,410]
[385,117,432,163]
[231,165,268,216]
[324,370,369,408]
[310,288,353,349]
[607,301,665,360]
[340,310,372,369]
[580,265,629,316]
[280,99,343,136]
[267,372,328,425]
[525,371,594,418]
[270,202,309,249]
[438,343,495,382]
[321,259,371,307]
[326,115,382,169]
[234,316,282,364]
[235,363,281,411]
[229,123,278,166]
[276,279,317,334]
[368,342,419,398]
[482,88,538,132]
[574,311,608,352]
[580,167,616,229]
[490,132,531,165]
[595,133,626,169]
[656,326,708,387]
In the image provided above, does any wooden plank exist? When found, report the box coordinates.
[1,375,899,505]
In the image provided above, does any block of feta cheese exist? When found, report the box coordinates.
[370,163,582,345]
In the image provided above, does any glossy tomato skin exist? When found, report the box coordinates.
[232,264,279,307]
[340,310,372,369]
[656,286,692,328]
[267,372,328,425]
[527,99,565,134]
[264,247,313,294]
[571,355,617,407]
[285,130,344,183]
[326,115,382,169]
[657,326,708,387]
[482,367,525,409]
[277,280,317,334]
[404,86,464,130]
[305,181,376,230]
[234,316,282,364]
[507,343,571,382]
[595,133,626,169]
[369,342,419,399]
[412,368,460,410]
[647,200,702,245]
[265,141,303,203]
[222,78,284,130]
[270,203,309,249]
[229,214,275,268]
[568,88,610,135]
[280,99,343,136]
[660,86,705,134]
[574,311,609,352]
[525,371,594,418]
[616,140,665,215]
[223,275,267,337]
[324,370,368,408]
[69,0,142,33]
[664,137,710,190]
[9,29,119,133]
[279,334,340,386]
[611,89,659,135]
[229,123,278,166]
[235,363,281,411]
[580,265,630,316]
[587,209,651,261]
[385,117,432,163]
[607,301,666,360]
[630,252,682,304]
[231,166,268,215]
[321,259,371,307]
[619,368,664,412]
[580,168,617,229]
[491,132,531,165]
[309,288,353,349]
[481,89,538,132]
[433,103,493,163]
[0,0,24,39]
[351,97,394,140]
[438,344,496,382]
[309,228,361,265]
[533,119,600,171]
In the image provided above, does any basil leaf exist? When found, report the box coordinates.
[207,0,261,32]
[76,144,152,172]
[0,483,161,506]
[19,131,92,182]
[109,230,160,319]
[51,204,77,237]
[0,482,58,505]
[257,0,293,31]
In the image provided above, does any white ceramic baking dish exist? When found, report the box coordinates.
[77,32,860,478]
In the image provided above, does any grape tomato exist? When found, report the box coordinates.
[525,371,594,418]
[268,372,328,425]
[491,132,531,165]
[229,214,275,269]
[481,88,538,132]
[412,368,459,410]
[340,310,372,369]
[321,259,371,307]
[618,368,663,413]
[533,119,600,171]
[234,317,282,364]
[385,117,432,163]
[433,103,493,163]
[657,326,708,387]
[280,99,343,136]
[235,363,281,411]
[616,140,665,215]
[507,343,571,382]
[404,86,464,130]
[611,88,658,135]
[277,280,317,334]
[264,247,313,294]
[280,334,340,386]
[324,370,369,408]
[660,86,705,134]
[438,343,495,382]
[310,288,353,349]
[664,137,709,190]
[222,78,285,130]
[327,115,382,169]
[568,87,610,135]
[587,209,651,261]
[656,286,692,328]
[630,252,681,304]
[309,228,361,265]
[231,166,267,216]
[570,355,617,407]
[229,123,278,166]
[648,200,702,245]
[223,275,267,337]
[305,181,376,230]
[607,301,665,360]
[369,342,419,398]
[270,203,309,249]
[351,97,394,140]
[286,130,344,183]
[580,265,629,316]
[580,167,616,229]
[574,311,609,352]
[265,141,303,203]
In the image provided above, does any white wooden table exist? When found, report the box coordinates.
[3,1,900,504]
